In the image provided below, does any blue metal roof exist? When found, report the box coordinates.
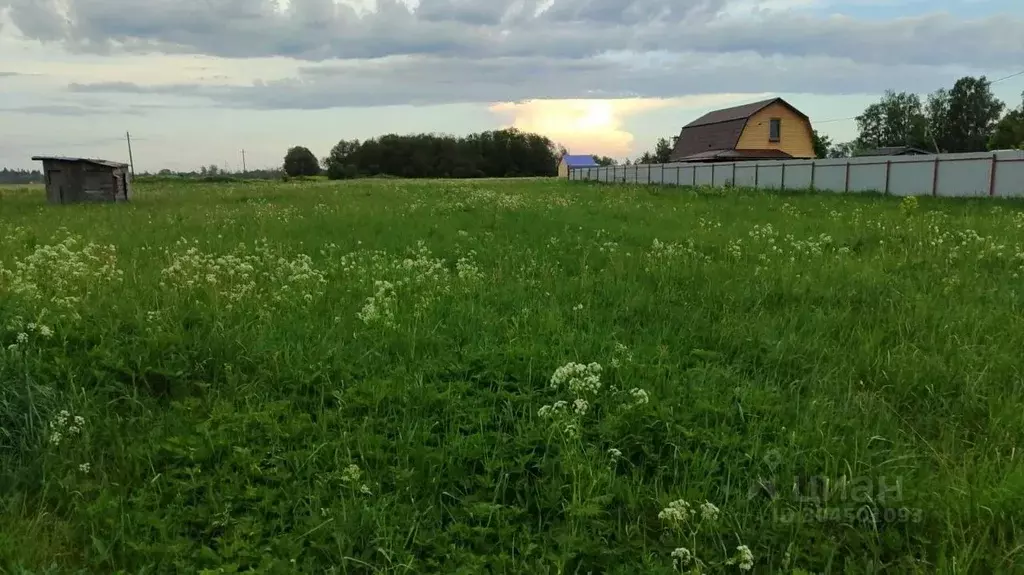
[561,154,598,167]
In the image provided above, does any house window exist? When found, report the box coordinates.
[769,119,781,142]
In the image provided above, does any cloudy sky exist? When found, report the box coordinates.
[2,0,1023,171]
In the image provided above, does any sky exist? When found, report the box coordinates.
[1,0,1023,172]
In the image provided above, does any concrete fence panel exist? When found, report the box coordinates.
[995,156,1024,197]
[936,155,989,197]
[570,150,1024,198]
[848,162,887,193]
[758,164,784,189]
[784,163,814,190]
[695,165,714,186]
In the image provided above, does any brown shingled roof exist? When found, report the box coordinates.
[669,97,809,162]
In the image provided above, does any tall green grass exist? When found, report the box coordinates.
[2,178,1023,573]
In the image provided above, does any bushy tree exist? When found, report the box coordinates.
[321,130,560,180]
[591,155,617,166]
[855,91,929,151]
[926,76,1004,153]
[812,130,832,159]
[989,92,1024,150]
[283,146,320,177]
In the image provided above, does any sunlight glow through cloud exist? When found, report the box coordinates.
[489,94,770,158]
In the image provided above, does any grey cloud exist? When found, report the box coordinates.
[4,0,1022,68]
[66,53,973,110]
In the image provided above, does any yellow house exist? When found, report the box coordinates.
[668,98,815,162]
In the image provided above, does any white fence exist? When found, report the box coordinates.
[569,150,1024,198]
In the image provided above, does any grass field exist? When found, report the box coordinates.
[2,178,1024,574]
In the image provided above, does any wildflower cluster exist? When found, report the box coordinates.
[160,238,327,309]
[550,362,603,395]
[647,238,708,266]
[0,234,122,321]
[330,241,486,328]
[4,317,54,352]
[49,410,85,447]
[659,498,745,571]
[357,281,397,327]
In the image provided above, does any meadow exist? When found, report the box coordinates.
[1,177,1023,574]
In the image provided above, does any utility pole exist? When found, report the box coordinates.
[126,131,136,177]
[241,149,247,173]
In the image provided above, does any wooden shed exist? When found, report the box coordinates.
[31,156,132,204]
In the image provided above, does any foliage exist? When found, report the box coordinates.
[282,146,321,177]
[926,77,1005,153]
[0,168,43,185]
[638,138,674,164]
[811,130,832,159]
[2,179,1024,573]
[850,77,1011,154]
[989,92,1024,150]
[322,129,559,180]
[592,155,618,166]
[854,90,930,151]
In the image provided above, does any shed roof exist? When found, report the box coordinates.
[670,98,809,161]
[678,149,794,163]
[855,146,933,157]
[561,154,599,167]
[32,156,129,169]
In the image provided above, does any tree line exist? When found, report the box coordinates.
[632,77,1024,161]
[283,129,562,179]
[0,168,43,185]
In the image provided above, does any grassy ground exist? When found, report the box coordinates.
[2,178,1024,574]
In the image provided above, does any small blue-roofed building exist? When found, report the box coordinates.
[558,154,598,178]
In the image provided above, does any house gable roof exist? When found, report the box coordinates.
[561,154,598,167]
[669,97,810,161]
[32,156,129,169]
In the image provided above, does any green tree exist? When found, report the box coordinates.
[926,77,1005,153]
[591,155,617,166]
[283,146,320,177]
[322,130,560,180]
[812,130,832,159]
[989,92,1024,150]
[855,91,929,151]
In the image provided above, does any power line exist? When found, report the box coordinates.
[989,69,1024,85]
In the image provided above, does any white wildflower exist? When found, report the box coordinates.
[658,499,693,524]
[699,501,720,521]
[342,464,362,483]
[79,463,91,473]
[16,332,28,344]
[630,388,650,406]
[728,545,754,571]
[573,398,589,415]
[671,547,693,567]
[550,362,602,395]
[49,431,62,446]
[608,448,622,458]
[73,415,84,427]
[38,325,53,338]
[359,484,373,495]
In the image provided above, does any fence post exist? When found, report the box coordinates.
[675,166,680,186]
[692,165,697,187]
[732,162,737,187]
[781,162,787,190]
[844,159,851,193]
[648,165,652,184]
[931,157,939,196]
[884,160,891,195]
[755,163,760,188]
[988,153,998,197]
[711,164,716,187]
[810,161,816,190]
